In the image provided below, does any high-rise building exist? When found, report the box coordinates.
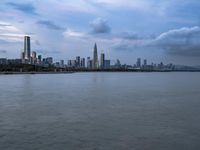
[100,53,105,69]
[104,60,111,69]
[32,51,37,59]
[81,58,85,68]
[38,55,42,61]
[76,56,80,67]
[143,59,147,66]
[115,59,121,68]
[87,57,92,69]
[24,36,31,60]
[37,55,42,64]
[60,60,64,67]
[21,51,24,60]
[136,58,141,68]
[31,51,37,64]
[93,43,98,69]
[68,60,72,67]
[46,57,53,65]
[68,60,76,67]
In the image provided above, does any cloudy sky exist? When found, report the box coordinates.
[0,0,200,65]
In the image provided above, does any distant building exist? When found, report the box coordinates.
[21,51,25,60]
[80,58,85,68]
[136,58,141,68]
[115,59,121,68]
[38,55,42,61]
[93,43,98,69]
[24,36,31,60]
[54,62,60,68]
[143,59,147,66]
[76,56,80,67]
[37,55,42,64]
[68,60,76,67]
[0,58,7,65]
[100,53,105,69]
[32,51,37,64]
[32,51,37,59]
[105,60,110,69]
[68,60,72,67]
[7,59,22,64]
[87,57,92,69]
[60,60,64,67]
[45,57,53,65]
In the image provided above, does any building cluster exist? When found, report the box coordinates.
[67,43,111,69]
[21,36,54,66]
[0,35,175,71]
[130,58,174,71]
[0,36,54,66]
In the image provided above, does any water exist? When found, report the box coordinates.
[0,72,200,150]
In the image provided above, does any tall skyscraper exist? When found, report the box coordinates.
[38,55,42,61]
[143,59,147,66]
[105,60,111,69]
[100,53,105,69]
[31,51,37,64]
[24,36,31,60]
[76,56,80,67]
[32,51,37,59]
[21,51,24,60]
[137,58,141,68]
[87,57,92,69]
[93,43,98,69]
[60,60,64,67]
[81,58,85,68]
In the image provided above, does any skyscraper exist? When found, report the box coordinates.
[32,51,37,64]
[105,60,111,69]
[21,51,24,60]
[143,59,147,66]
[81,58,85,68]
[93,43,98,69]
[76,56,80,67]
[136,58,141,68]
[87,57,92,69]
[32,51,37,59]
[100,53,105,69]
[24,36,31,60]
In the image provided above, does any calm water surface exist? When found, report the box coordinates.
[0,72,200,150]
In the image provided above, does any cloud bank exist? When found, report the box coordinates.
[153,26,200,56]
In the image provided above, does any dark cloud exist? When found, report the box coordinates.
[112,40,145,52]
[152,26,200,56]
[112,43,134,51]
[6,2,37,15]
[112,26,200,57]
[36,20,63,30]
[90,18,111,34]
[0,50,7,54]
[0,24,12,27]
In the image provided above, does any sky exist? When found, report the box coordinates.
[0,0,200,65]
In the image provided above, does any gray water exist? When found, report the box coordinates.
[0,72,200,150]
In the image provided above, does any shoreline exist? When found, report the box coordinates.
[0,71,74,75]
[0,70,200,75]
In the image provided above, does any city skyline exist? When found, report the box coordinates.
[1,36,179,72]
[0,0,200,65]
